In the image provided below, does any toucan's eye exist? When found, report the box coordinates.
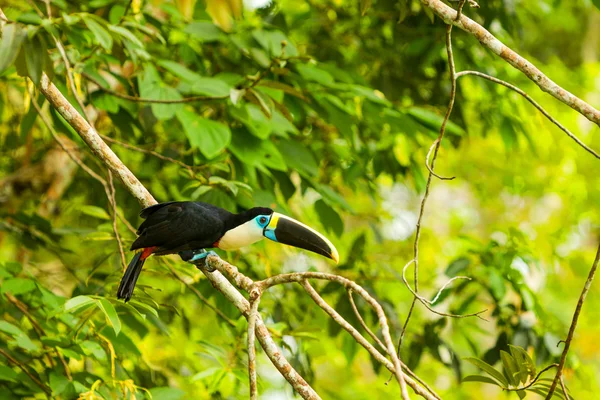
[259,216,267,225]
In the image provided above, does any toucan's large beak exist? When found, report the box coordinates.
[263,213,339,263]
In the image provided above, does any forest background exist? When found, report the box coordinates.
[1,0,600,399]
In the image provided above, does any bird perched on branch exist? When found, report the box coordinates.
[117,201,339,301]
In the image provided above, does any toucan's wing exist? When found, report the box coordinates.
[131,202,226,253]
[139,201,179,219]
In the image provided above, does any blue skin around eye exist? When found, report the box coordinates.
[256,214,278,241]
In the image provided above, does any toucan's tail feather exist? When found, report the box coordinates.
[117,251,146,302]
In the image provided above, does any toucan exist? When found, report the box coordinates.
[117,201,339,301]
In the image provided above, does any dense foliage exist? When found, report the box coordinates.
[1,0,600,398]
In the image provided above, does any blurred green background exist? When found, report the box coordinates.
[1,0,599,398]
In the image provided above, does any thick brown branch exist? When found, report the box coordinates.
[39,74,156,207]
[420,0,600,127]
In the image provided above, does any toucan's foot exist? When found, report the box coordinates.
[179,249,219,272]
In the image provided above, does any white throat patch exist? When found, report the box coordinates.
[217,219,265,250]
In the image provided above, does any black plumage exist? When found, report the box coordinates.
[132,201,272,254]
[117,201,272,301]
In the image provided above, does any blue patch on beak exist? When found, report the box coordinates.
[264,229,277,242]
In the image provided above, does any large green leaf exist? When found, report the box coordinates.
[229,104,272,139]
[0,24,26,73]
[177,109,231,159]
[149,387,186,400]
[296,64,335,86]
[96,299,121,336]
[185,21,223,42]
[229,128,286,171]
[277,139,318,177]
[462,375,502,386]
[190,77,232,97]
[314,199,344,237]
[464,357,509,387]
[1,278,36,295]
[64,295,96,312]
[83,15,113,51]
[23,35,46,84]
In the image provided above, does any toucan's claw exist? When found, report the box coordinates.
[179,249,219,272]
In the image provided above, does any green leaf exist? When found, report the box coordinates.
[96,298,121,336]
[157,60,202,82]
[464,357,509,387]
[146,85,183,120]
[0,321,22,336]
[229,104,272,139]
[149,387,186,400]
[509,345,536,384]
[108,25,144,48]
[229,129,286,171]
[277,139,318,177]
[314,184,353,212]
[252,30,297,57]
[445,257,470,277]
[64,295,96,312]
[0,24,26,73]
[80,340,106,360]
[83,16,113,51]
[500,350,520,386]
[0,366,18,382]
[295,64,335,86]
[0,322,40,352]
[185,21,223,42]
[49,373,70,396]
[93,93,119,113]
[177,109,231,159]
[15,333,39,351]
[1,278,36,295]
[190,77,232,97]
[314,199,344,237]
[407,107,465,137]
[593,0,600,11]
[462,375,502,386]
[80,205,110,220]
[23,35,46,85]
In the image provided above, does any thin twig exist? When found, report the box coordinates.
[0,348,51,394]
[560,375,570,400]
[248,288,261,400]
[455,0,467,20]
[545,242,600,399]
[106,171,127,271]
[83,72,227,103]
[162,259,237,327]
[100,134,207,182]
[399,23,460,353]
[420,0,600,127]
[347,289,386,352]
[455,71,600,160]
[401,260,487,319]
[301,281,410,399]
[425,138,455,180]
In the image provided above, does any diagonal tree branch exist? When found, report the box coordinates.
[26,62,321,399]
[420,0,600,127]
